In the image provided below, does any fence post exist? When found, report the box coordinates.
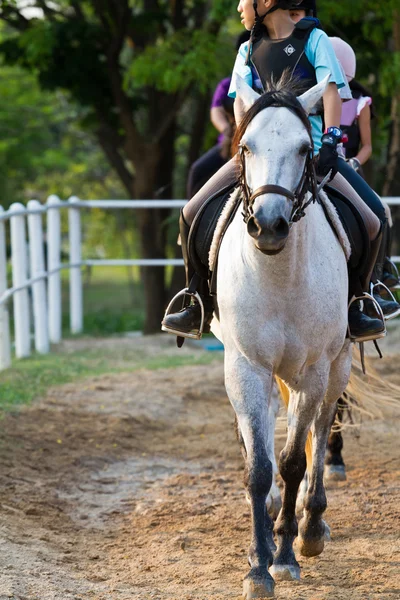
[10,203,31,358]
[0,206,11,369]
[47,195,62,344]
[68,196,83,334]
[28,200,49,354]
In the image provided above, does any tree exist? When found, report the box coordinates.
[318,0,400,194]
[0,0,235,333]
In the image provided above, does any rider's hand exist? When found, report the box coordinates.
[347,157,361,172]
[316,140,338,181]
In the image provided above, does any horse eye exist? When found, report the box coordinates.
[299,144,310,156]
[241,144,250,155]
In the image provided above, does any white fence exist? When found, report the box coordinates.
[0,195,399,371]
[0,196,186,370]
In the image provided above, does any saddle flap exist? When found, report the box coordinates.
[323,185,370,275]
[188,183,238,279]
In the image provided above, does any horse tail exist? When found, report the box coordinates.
[275,376,313,474]
[345,347,400,420]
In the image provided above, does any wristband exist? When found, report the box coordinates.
[324,126,343,140]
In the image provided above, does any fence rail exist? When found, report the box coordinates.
[0,195,399,370]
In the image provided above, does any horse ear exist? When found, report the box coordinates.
[233,73,259,124]
[297,75,331,115]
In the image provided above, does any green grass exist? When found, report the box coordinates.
[0,343,220,413]
[61,266,145,335]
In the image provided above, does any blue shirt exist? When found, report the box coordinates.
[228,27,349,153]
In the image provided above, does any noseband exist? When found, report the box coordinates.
[238,110,319,226]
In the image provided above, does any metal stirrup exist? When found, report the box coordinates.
[161,288,205,340]
[347,293,386,344]
[385,259,400,290]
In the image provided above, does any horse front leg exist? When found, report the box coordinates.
[298,399,338,557]
[271,367,329,582]
[266,383,282,522]
[225,353,275,599]
[298,349,352,557]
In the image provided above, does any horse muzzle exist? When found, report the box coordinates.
[247,211,290,255]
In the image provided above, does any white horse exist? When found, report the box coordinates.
[211,75,353,599]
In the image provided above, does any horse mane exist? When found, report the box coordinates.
[232,73,313,154]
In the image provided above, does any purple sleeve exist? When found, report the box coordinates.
[211,77,231,109]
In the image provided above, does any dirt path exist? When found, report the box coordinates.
[0,336,399,600]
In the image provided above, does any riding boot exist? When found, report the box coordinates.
[347,271,385,342]
[161,211,214,337]
[382,222,399,288]
[365,221,400,320]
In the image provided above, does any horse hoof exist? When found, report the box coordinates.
[269,563,300,582]
[324,464,347,482]
[243,567,275,599]
[323,520,331,541]
[297,536,325,558]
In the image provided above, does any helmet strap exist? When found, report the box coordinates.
[245,2,281,65]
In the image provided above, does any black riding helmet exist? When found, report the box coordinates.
[289,0,317,16]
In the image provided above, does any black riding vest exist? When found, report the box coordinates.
[342,92,362,159]
[251,18,319,102]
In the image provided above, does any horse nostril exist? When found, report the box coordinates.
[274,217,289,238]
[247,215,261,239]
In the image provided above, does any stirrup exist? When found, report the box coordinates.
[370,281,400,321]
[383,259,400,289]
[348,294,386,343]
[161,288,205,340]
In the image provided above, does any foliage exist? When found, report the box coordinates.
[0,60,126,209]
[126,29,233,95]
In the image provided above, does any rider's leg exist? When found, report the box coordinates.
[161,211,214,336]
[183,157,239,225]
[336,159,400,312]
[162,158,239,336]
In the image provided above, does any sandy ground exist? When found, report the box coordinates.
[0,335,399,600]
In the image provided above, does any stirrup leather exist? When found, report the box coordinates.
[161,288,205,340]
[370,281,400,320]
[348,293,386,344]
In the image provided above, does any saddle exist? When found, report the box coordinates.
[187,181,370,296]
[187,182,240,282]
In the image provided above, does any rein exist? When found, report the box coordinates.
[238,105,319,227]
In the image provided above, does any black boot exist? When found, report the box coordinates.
[382,223,400,288]
[348,301,385,342]
[161,212,214,338]
[368,221,400,320]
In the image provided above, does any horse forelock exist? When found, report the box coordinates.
[232,80,313,154]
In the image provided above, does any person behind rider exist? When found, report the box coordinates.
[327,35,400,290]
[162,0,399,341]
[187,32,250,198]
[289,0,315,20]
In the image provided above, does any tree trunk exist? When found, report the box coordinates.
[133,120,177,334]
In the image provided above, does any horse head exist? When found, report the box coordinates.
[233,73,330,255]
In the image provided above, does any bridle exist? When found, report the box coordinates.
[238,141,319,227]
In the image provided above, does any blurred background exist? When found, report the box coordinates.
[0,0,399,335]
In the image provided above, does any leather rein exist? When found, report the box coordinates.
[238,131,319,227]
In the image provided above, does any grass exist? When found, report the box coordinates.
[61,266,145,335]
[0,341,221,413]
